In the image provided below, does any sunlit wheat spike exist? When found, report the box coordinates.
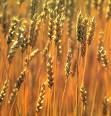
[18,18,29,52]
[7,17,28,54]
[65,0,75,17]
[66,0,75,38]
[56,39,62,58]
[7,17,19,46]
[30,0,44,47]
[42,0,52,20]
[0,0,111,115]
[53,0,65,58]
[76,12,84,42]
[30,0,40,19]
[46,55,54,88]
[42,40,51,58]
[76,12,88,57]
[87,17,96,45]
[80,86,87,106]
[8,18,28,62]
[8,69,26,104]
[24,48,40,68]
[65,46,74,78]
[29,12,44,47]
[97,32,109,68]
[103,96,109,115]
[97,32,104,62]
[0,79,9,106]
[48,9,55,41]
[8,40,19,63]
[97,46,109,68]
[36,83,46,112]
[76,12,88,42]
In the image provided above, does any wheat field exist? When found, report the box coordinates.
[0,0,111,116]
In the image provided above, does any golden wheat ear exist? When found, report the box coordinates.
[65,46,74,78]
[36,82,46,112]
[66,0,75,39]
[24,48,40,68]
[87,17,96,45]
[76,12,88,57]
[7,17,19,46]
[8,69,26,104]
[80,86,87,106]
[0,79,9,106]
[97,32,109,68]
[46,55,54,89]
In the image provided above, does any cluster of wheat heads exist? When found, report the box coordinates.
[0,0,111,116]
